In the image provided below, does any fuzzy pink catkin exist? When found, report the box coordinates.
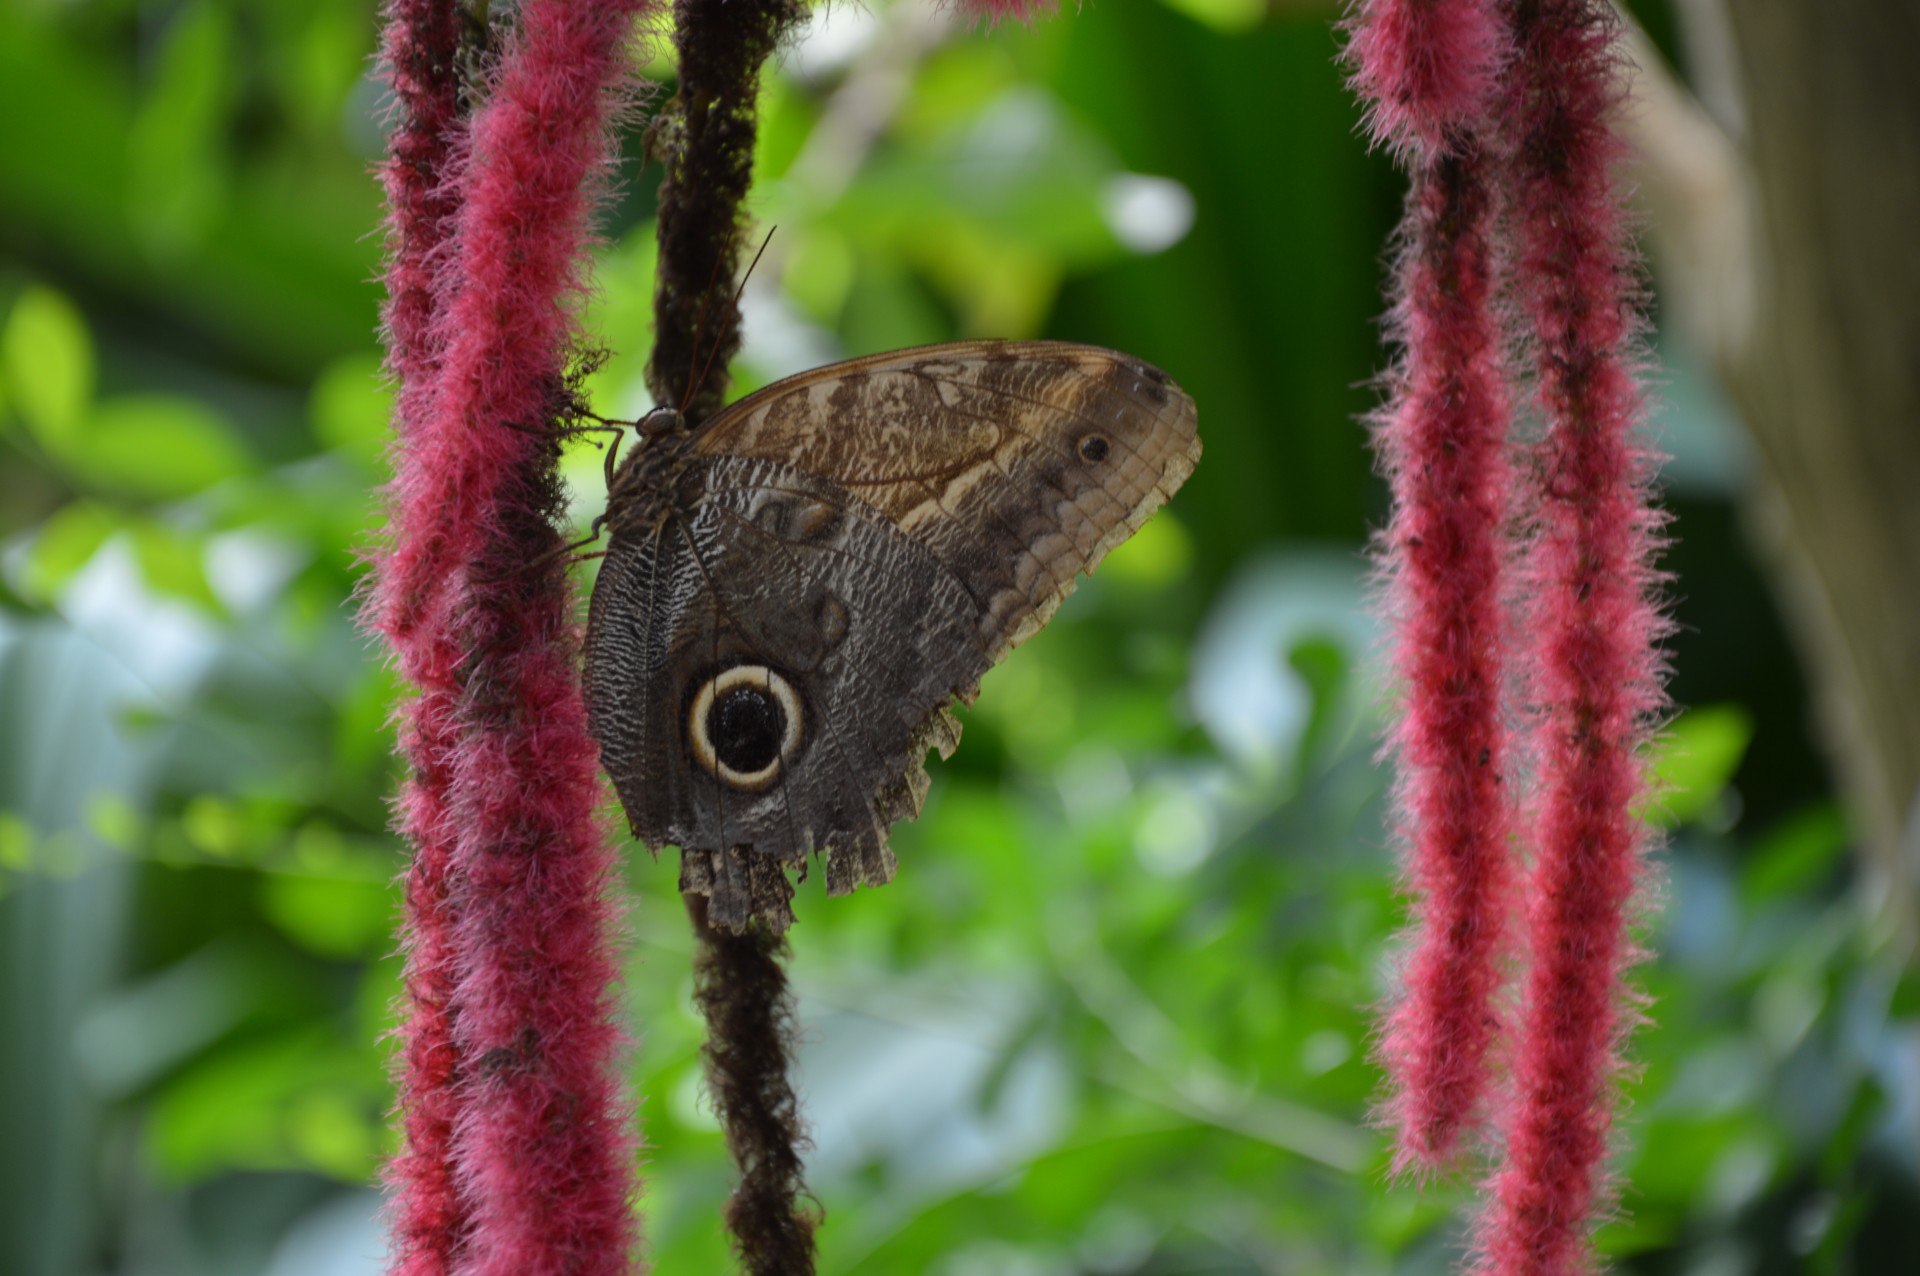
[1346,0,1505,157]
[1474,2,1666,1272]
[373,2,471,1272]
[371,0,653,1272]
[1372,139,1518,1173]
[1348,0,1516,1174]
[431,3,650,1271]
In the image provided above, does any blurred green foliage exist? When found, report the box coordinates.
[2,2,1915,1274]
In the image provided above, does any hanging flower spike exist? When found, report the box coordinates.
[1477,1,1668,1272]
[431,2,653,1272]
[1346,0,1505,158]
[1372,141,1520,1173]
[371,0,654,1271]
[372,2,473,1272]
[377,0,462,410]
[1348,0,1518,1172]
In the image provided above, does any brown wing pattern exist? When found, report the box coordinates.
[690,340,1202,666]
[587,341,1199,932]
[586,455,982,930]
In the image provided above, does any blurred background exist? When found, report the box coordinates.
[2,0,1916,1273]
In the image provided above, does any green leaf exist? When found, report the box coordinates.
[1890,969,1920,1018]
[310,351,393,471]
[1626,1112,1773,1206]
[126,0,234,258]
[0,811,32,872]
[1100,512,1193,589]
[85,791,144,853]
[1156,0,1269,34]
[17,500,118,601]
[1648,703,1753,826]
[283,1087,381,1180]
[144,1030,380,1182]
[130,519,224,613]
[181,796,249,860]
[261,869,393,961]
[1742,803,1848,902]
[1,285,94,446]
[74,395,252,498]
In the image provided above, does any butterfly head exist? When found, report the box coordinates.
[637,404,688,442]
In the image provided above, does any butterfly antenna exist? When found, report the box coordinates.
[686,226,778,416]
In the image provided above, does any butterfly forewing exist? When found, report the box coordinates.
[690,340,1201,663]
[584,340,1200,932]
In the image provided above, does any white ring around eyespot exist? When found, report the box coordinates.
[687,664,804,791]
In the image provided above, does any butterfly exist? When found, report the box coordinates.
[581,340,1200,932]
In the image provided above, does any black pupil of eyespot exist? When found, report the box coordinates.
[708,685,785,774]
[1079,434,1110,462]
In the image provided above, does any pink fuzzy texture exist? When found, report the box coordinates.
[371,0,651,1273]
[1350,0,1515,1175]
[1473,2,1665,1272]
[1346,0,1505,156]
[374,3,471,1272]
[1351,0,1664,1256]
[949,0,1060,27]
[1372,138,1518,1174]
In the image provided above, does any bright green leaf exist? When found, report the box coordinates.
[282,7,373,141]
[0,811,32,871]
[285,1088,381,1180]
[145,1031,378,1182]
[1648,703,1753,826]
[1,285,94,445]
[76,395,252,498]
[182,796,247,859]
[261,870,393,960]
[1157,0,1269,34]
[1101,514,1193,589]
[18,500,118,600]
[310,351,393,471]
[130,519,224,613]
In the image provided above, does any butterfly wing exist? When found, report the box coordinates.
[690,340,1201,663]
[587,454,982,929]
[584,341,1199,931]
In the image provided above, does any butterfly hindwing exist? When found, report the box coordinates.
[584,340,1200,932]
[587,456,986,929]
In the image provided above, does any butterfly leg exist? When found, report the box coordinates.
[476,512,612,581]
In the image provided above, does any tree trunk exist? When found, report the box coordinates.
[1628,0,1920,919]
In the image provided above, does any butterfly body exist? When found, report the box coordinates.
[583,340,1200,932]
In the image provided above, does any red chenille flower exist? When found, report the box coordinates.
[1475,2,1668,1272]
[1349,0,1519,1174]
[371,1,653,1272]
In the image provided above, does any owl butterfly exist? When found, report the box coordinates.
[582,341,1200,933]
